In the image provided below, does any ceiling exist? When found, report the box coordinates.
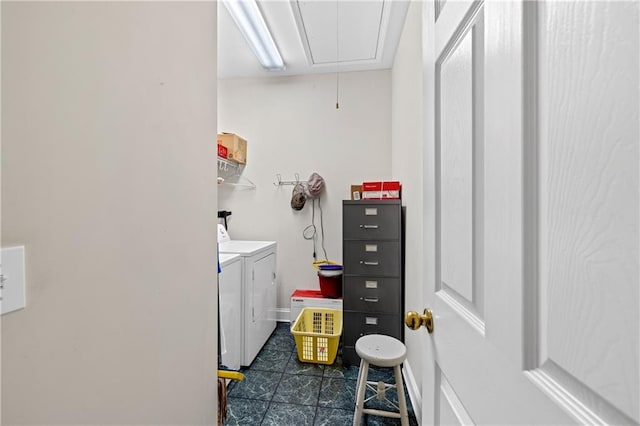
[217,0,410,79]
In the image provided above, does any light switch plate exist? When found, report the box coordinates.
[1,246,26,315]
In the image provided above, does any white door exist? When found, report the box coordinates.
[418,0,638,424]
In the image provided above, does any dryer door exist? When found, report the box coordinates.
[244,251,277,365]
[219,258,242,370]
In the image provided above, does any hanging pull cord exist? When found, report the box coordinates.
[303,218,317,260]
[317,196,328,261]
[302,197,328,261]
[335,0,340,109]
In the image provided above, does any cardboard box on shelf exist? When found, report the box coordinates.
[362,181,401,199]
[350,185,363,200]
[217,133,247,164]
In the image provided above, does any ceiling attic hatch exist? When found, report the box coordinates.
[217,0,409,78]
[292,0,386,65]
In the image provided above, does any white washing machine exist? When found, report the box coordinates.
[218,253,242,371]
[219,238,277,366]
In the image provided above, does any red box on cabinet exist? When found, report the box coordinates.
[362,181,401,199]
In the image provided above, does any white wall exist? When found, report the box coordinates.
[391,0,424,393]
[218,71,392,311]
[1,3,218,424]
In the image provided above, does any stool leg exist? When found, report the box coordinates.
[394,364,409,426]
[353,359,369,426]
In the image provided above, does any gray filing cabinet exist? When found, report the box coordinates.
[342,199,404,365]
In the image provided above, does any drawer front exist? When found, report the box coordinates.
[343,312,402,347]
[343,241,400,276]
[343,204,400,240]
[343,276,401,313]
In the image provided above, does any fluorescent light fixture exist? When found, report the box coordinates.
[223,0,285,70]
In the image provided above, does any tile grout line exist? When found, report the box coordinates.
[260,348,292,426]
[314,367,326,425]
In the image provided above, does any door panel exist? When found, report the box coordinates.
[439,370,472,426]
[436,0,485,321]
[421,0,639,425]
[530,1,639,423]
[440,27,473,303]
[439,396,461,426]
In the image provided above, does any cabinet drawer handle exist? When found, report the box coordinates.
[360,261,379,266]
[361,297,379,303]
[359,224,379,229]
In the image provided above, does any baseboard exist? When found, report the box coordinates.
[274,308,291,323]
[403,359,422,425]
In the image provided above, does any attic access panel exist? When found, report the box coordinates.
[293,0,388,65]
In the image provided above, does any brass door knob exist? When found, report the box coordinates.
[405,309,434,333]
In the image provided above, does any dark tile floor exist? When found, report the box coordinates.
[224,323,419,425]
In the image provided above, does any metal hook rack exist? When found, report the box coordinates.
[217,157,255,189]
[273,173,303,187]
[218,157,241,174]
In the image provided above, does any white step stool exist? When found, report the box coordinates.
[353,334,409,426]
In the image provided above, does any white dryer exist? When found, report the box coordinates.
[218,253,242,370]
[218,239,277,366]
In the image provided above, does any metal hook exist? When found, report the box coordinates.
[274,173,304,187]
